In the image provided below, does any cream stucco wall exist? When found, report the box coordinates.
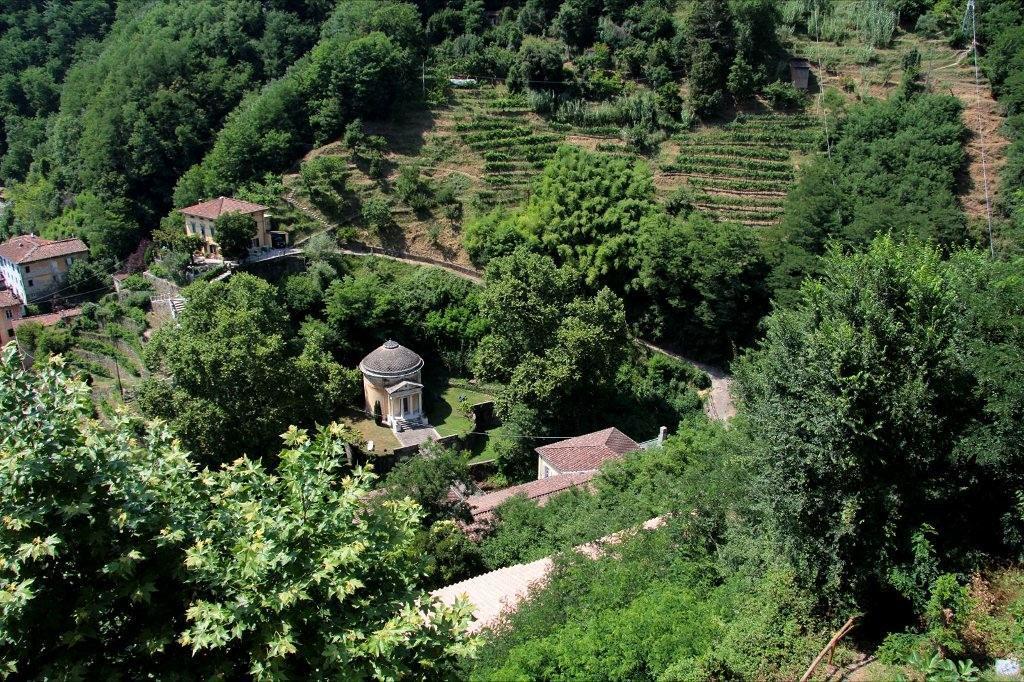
[537,456,561,480]
[1,253,82,303]
[362,369,423,423]
[1,302,22,346]
[183,210,272,258]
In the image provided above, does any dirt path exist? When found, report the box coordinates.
[336,244,483,283]
[931,53,1009,223]
[638,340,736,421]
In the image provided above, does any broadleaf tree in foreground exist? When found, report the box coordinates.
[0,346,477,678]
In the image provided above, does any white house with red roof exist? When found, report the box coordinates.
[534,426,644,480]
[0,234,89,304]
[179,196,276,259]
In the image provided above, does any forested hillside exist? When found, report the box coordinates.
[3,0,1024,679]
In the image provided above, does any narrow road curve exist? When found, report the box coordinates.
[639,340,737,421]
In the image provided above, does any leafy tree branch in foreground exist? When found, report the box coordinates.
[0,346,477,679]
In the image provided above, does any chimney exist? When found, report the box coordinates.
[657,426,667,446]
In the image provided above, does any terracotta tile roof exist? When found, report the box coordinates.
[0,235,88,265]
[432,516,667,632]
[11,307,82,329]
[535,427,641,473]
[468,472,597,520]
[179,196,269,220]
[0,288,20,308]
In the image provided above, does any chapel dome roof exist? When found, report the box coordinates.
[359,340,424,377]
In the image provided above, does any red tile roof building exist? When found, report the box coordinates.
[11,307,82,330]
[0,235,88,264]
[468,472,597,522]
[0,235,89,304]
[0,288,23,346]
[179,197,273,260]
[534,427,641,478]
[180,197,269,220]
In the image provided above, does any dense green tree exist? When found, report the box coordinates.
[139,273,348,463]
[176,3,418,207]
[638,214,770,361]
[380,443,474,526]
[325,259,483,374]
[182,425,476,678]
[465,147,660,293]
[472,249,668,433]
[213,211,257,261]
[473,519,821,681]
[552,0,601,51]
[508,37,566,91]
[0,346,197,676]
[0,1,117,182]
[43,191,138,262]
[768,90,969,303]
[414,520,485,590]
[300,155,350,219]
[738,237,1024,611]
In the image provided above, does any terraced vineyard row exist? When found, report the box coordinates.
[662,113,818,227]
[450,88,564,207]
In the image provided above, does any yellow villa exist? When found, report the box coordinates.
[180,196,275,259]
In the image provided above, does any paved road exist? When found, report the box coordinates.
[639,340,736,421]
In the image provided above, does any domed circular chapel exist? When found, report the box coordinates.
[359,340,426,430]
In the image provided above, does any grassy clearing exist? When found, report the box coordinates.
[340,408,402,454]
[425,380,493,437]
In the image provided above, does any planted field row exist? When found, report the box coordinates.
[464,132,562,150]
[692,192,785,209]
[709,207,784,222]
[697,129,816,147]
[725,117,814,131]
[674,142,793,161]
[682,175,791,193]
[666,154,794,174]
[664,160,793,181]
[484,174,532,187]
[694,200,784,217]
[482,144,560,161]
[455,118,533,132]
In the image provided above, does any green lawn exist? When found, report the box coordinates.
[340,409,402,454]
[425,381,494,437]
[466,425,504,465]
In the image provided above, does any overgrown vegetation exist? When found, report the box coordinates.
[4,0,1024,678]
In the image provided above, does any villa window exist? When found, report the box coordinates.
[24,265,30,273]
[4,310,11,319]
[66,256,73,265]
[27,279,33,287]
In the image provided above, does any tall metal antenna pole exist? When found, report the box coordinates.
[963,0,996,258]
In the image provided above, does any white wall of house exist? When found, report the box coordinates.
[0,257,24,303]
[0,254,80,304]
[537,456,561,480]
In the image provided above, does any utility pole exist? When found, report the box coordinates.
[962,0,995,258]
[108,324,124,401]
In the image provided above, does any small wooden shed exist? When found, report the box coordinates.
[790,59,812,91]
